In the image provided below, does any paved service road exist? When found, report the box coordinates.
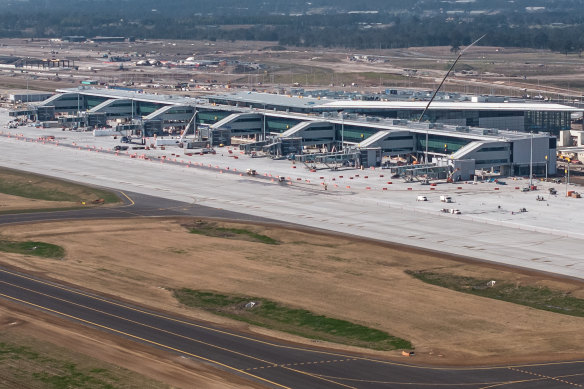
[1,267,583,389]
[0,190,276,226]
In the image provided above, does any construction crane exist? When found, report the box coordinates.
[418,34,486,169]
[179,110,198,144]
[418,34,487,123]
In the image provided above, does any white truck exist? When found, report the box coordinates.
[440,195,453,203]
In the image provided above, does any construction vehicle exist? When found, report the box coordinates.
[446,168,460,183]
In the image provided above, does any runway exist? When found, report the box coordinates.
[1,267,583,389]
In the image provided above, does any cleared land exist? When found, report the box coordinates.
[1,218,583,367]
[2,38,584,101]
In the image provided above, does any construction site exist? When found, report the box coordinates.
[6,86,582,183]
[2,37,584,389]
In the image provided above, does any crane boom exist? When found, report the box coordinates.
[179,110,198,143]
[418,34,487,123]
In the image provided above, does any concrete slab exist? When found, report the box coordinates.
[1,109,583,279]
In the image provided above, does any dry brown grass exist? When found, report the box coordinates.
[1,218,583,366]
[0,193,80,212]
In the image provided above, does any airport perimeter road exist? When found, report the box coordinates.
[1,267,583,389]
[0,190,275,226]
[0,132,583,280]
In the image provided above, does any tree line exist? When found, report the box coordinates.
[1,3,584,54]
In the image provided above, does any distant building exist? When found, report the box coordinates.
[62,36,87,42]
[91,36,127,43]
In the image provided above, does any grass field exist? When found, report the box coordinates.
[173,289,412,351]
[0,331,168,389]
[407,270,584,318]
[186,220,279,245]
[0,240,65,259]
[0,167,119,204]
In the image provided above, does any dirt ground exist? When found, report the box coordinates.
[0,193,79,212]
[1,218,583,370]
[0,299,263,389]
[2,38,583,99]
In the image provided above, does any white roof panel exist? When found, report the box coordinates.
[316,100,581,112]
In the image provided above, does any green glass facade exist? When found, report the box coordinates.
[197,111,230,124]
[417,135,470,154]
[524,111,570,133]
[85,96,108,110]
[266,118,302,133]
[337,125,380,143]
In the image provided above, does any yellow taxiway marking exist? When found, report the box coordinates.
[0,292,290,389]
[2,268,584,374]
[0,280,277,368]
[119,191,135,207]
[280,365,357,389]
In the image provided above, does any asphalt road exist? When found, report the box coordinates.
[1,267,583,389]
[0,189,276,226]
[0,196,583,388]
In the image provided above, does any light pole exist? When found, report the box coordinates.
[341,114,344,151]
[263,104,266,141]
[338,111,344,151]
[529,131,533,188]
[566,163,570,196]
[425,130,429,164]
[545,154,548,181]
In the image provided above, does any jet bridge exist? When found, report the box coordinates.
[295,150,361,170]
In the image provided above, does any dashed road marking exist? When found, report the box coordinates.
[508,367,583,387]
[245,358,358,371]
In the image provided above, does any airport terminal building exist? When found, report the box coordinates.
[208,92,578,135]
[12,87,572,177]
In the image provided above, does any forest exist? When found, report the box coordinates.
[0,0,583,53]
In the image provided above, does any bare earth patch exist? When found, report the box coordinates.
[0,193,80,212]
[0,218,583,369]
